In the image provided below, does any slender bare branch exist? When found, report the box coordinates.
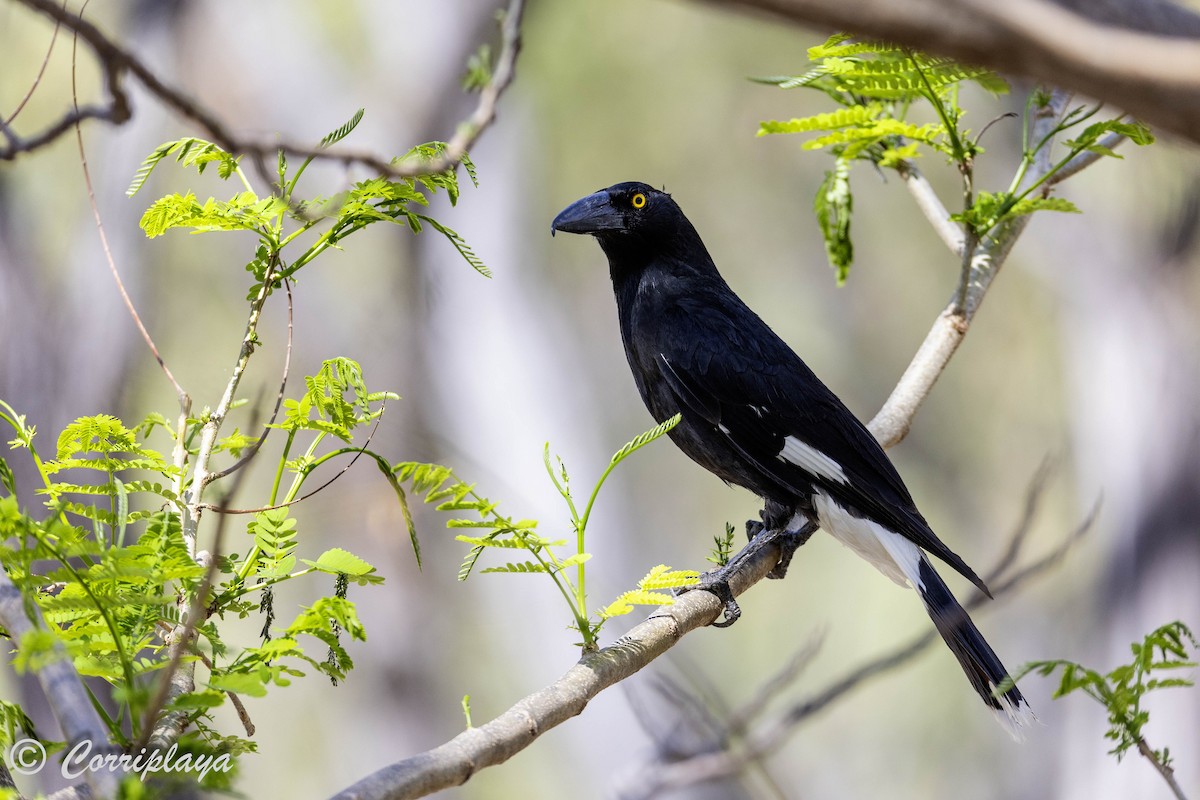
[897,161,964,256]
[6,0,525,183]
[1136,736,1190,800]
[4,0,65,126]
[70,10,187,408]
[199,397,388,516]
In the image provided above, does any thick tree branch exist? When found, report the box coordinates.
[868,92,1068,447]
[693,0,1200,146]
[329,546,778,800]
[619,466,1094,799]
[0,571,120,799]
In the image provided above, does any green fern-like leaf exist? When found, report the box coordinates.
[320,108,365,148]
[480,561,548,575]
[759,104,883,137]
[814,157,854,284]
[127,138,239,197]
[139,192,282,238]
[611,414,682,466]
[414,214,491,278]
[637,564,701,590]
[599,589,676,619]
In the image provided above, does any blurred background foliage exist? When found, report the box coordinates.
[1,0,1197,798]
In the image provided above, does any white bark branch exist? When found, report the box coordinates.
[0,571,120,799]
[329,546,779,800]
[898,162,964,257]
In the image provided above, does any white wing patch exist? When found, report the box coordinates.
[814,490,923,590]
[777,435,848,484]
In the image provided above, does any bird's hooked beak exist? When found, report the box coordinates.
[551,190,624,237]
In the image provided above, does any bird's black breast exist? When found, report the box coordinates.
[613,263,798,501]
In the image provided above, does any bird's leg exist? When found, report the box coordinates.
[766,515,819,580]
[683,506,817,628]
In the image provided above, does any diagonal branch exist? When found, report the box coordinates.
[69,6,187,408]
[897,161,964,257]
[619,473,1098,799]
[867,91,1068,448]
[328,544,777,800]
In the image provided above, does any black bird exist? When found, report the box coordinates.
[552,181,1033,737]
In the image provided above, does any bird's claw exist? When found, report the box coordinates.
[746,517,808,580]
[676,571,742,627]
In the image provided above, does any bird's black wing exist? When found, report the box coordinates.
[656,292,989,595]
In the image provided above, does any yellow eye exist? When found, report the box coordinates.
[631,192,647,209]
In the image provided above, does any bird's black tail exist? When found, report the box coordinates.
[916,557,1035,740]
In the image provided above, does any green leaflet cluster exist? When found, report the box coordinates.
[758,33,1153,284]
[0,352,392,785]
[394,414,700,652]
[129,110,488,282]
[0,101,479,778]
[1006,621,1197,772]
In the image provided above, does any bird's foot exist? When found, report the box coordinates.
[746,516,818,580]
[685,571,742,628]
[680,515,819,628]
[767,518,819,580]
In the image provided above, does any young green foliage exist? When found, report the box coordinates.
[0,102,491,785]
[1006,621,1197,771]
[707,522,737,567]
[130,111,489,284]
[599,564,701,620]
[758,33,1153,281]
[395,414,696,652]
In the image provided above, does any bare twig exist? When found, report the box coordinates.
[6,0,526,184]
[199,397,388,515]
[723,634,825,738]
[1136,736,1190,800]
[0,571,120,799]
[4,0,65,126]
[69,3,187,408]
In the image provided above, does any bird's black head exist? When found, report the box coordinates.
[552,181,718,284]
[551,182,681,243]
